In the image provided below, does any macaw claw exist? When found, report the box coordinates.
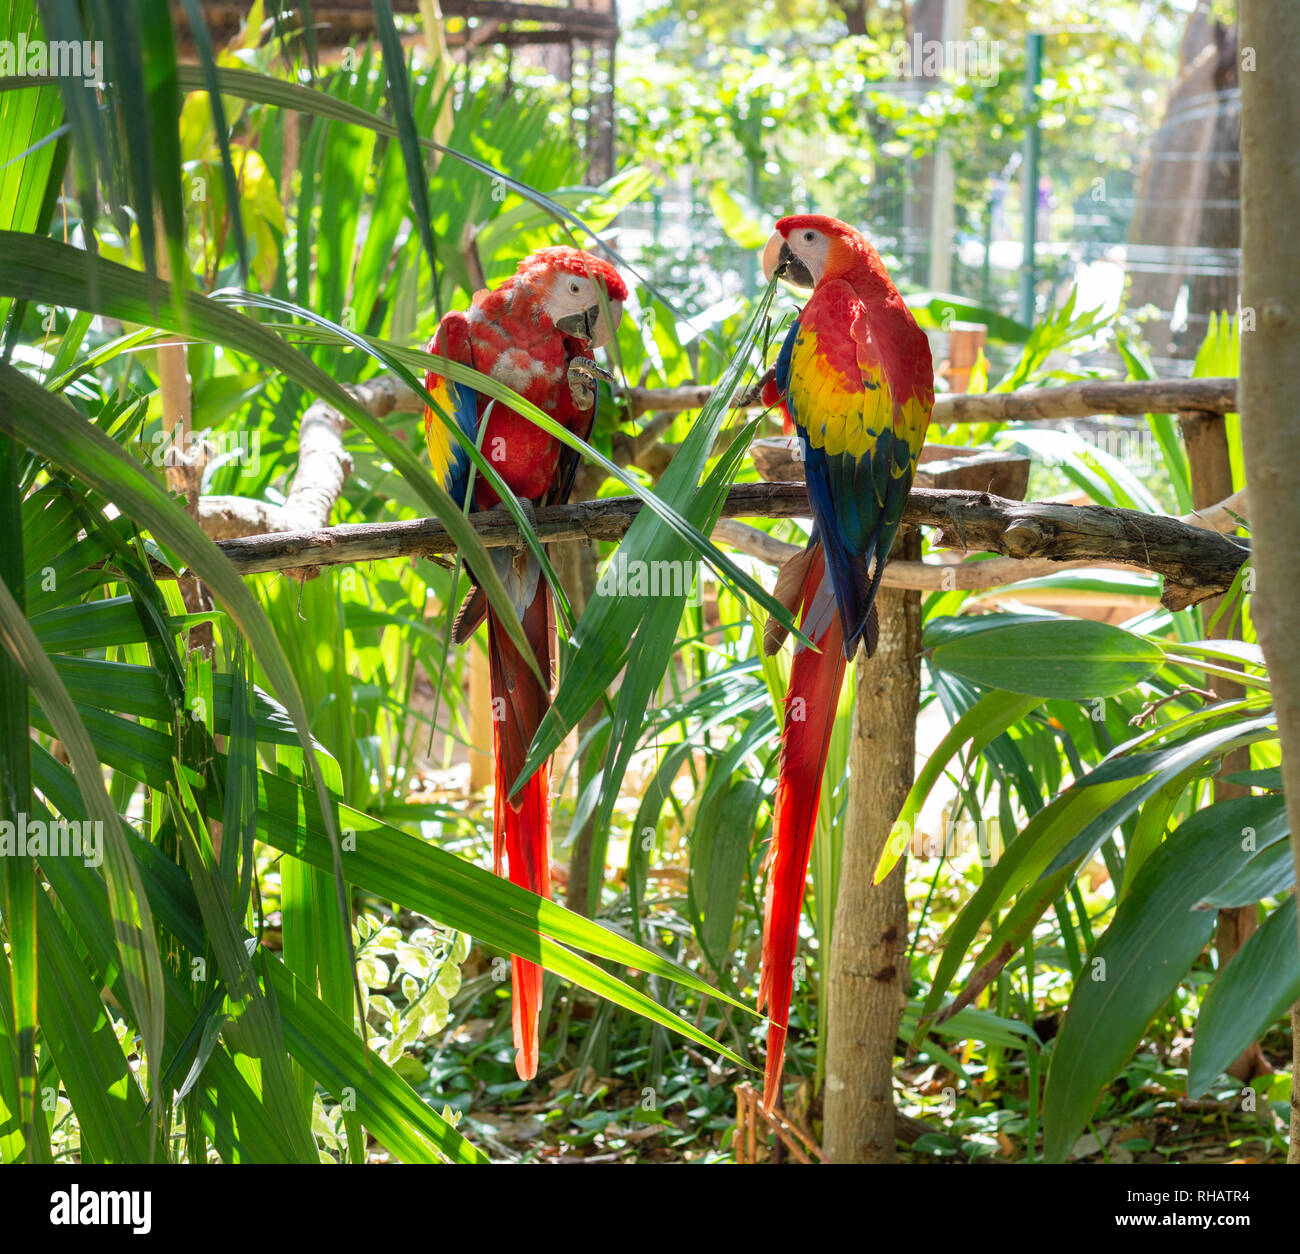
[568,356,614,410]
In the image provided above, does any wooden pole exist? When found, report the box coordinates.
[1179,407,1263,1082]
[819,444,1033,1160]
[467,643,493,793]
[822,526,921,1163]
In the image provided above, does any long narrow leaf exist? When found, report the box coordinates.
[0,568,167,1153]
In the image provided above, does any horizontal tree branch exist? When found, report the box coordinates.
[1180,488,1248,534]
[198,376,415,542]
[369,370,1237,433]
[624,375,1238,423]
[707,481,1250,601]
[348,372,1237,425]
[712,518,1168,598]
[932,376,1237,424]
[205,482,1249,611]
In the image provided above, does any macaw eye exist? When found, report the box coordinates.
[802,231,815,243]
[568,279,582,295]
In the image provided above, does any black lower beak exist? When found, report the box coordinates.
[777,242,815,289]
[556,305,600,340]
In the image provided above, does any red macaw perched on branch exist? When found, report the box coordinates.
[421,247,628,1080]
[756,215,933,1109]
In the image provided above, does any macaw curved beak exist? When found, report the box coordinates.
[557,300,623,348]
[555,306,599,340]
[762,231,815,290]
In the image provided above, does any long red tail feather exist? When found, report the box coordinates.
[759,547,846,1110]
[486,583,552,1081]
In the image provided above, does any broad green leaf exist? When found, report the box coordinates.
[178,0,249,282]
[370,0,439,305]
[33,746,484,1164]
[1188,897,1300,1096]
[0,428,43,1160]
[916,712,1277,1037]
[1043,796,1287,1161]
[33,889,153,1163]
[928,617,1164,700]
[1198,838,1295,909]
[0,0,61,334]
[514,280,784,792]
[0,361,364,1021]
[689,775,763,978]
[0,233,545,683]
[31,692,758,1059]
[170,768,318,1162]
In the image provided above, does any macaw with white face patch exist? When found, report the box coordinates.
[754,215,934,1111]
[421,246,628,1082]
[423,246,627,509]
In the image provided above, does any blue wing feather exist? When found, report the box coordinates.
[782,311,875,654]
[427,375,480,510]
[774,315,798,397]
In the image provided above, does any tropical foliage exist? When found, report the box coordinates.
[0,0,1288,1166]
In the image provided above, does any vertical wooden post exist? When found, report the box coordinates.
[822,527,922,1163]
[1178,408,1264,1081]
[468,643,494,793]
[801,448,1027,1161]
[945,322,987,393]
[552,537,603,915]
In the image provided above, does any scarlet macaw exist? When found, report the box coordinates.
[422,247,628,1080]
[756,215,933,1109]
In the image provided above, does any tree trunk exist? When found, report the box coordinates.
[841,0,870,38]
[822,527,921,1163]
[1292,1002,1300,1161]
[903,0,945,283]
[1236,0,1300,1164]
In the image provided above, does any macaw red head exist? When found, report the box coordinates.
[514,246,628,348]
[761,215,879,290]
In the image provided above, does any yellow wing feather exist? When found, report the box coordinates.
[787,322,895,461]
[423,374,462,492]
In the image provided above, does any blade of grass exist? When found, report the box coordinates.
[179,0,249,283]
[0,433,45,1161]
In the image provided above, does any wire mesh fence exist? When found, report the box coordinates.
[612,77,1240,384]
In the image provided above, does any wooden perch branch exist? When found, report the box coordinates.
[187,372,1245,611]
[624,375,1238,423]
[903,488,1247,611]
[712,519,1163,596]
[195,375,1237,544]
[198,376,417,542]
[932,376,1237,425]
[204,481,1248,611]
